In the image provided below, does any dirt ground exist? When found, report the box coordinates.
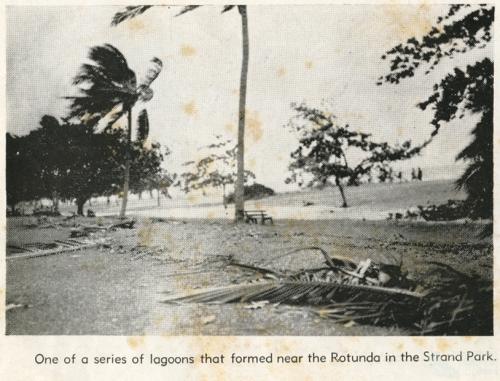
[52,179,466,221]
[6,216,492,335]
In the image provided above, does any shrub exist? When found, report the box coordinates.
[226,183,274,204]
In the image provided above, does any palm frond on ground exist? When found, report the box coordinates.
[161,247,492,335]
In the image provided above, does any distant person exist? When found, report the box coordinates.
[411,168,417,181]
[397,171,403,182]
[417,167,423,181]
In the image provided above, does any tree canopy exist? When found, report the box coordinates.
[67,43,163,217]
[179,136,255,203]
[6,115,167,215]
[285,103,422,207]
[378,4,493,218]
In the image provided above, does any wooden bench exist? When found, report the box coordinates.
[244,210,273,225]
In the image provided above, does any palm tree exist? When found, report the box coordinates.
[67,44,162,218]
[112,5,249,222]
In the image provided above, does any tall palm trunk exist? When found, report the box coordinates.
[235,5,249,222]
[119,107,132,218]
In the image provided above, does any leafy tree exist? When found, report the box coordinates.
[148,170,177,206]
[128,108,162,197]
[129,141,164,198]
[67,44,162,218]
[7,111,166,215]
[378,4,493,218]
[136,109,149,143]
[6,133,40,212]
[57,125,124,215]
[112,5,250,222]
[25,115,68,208]
[179,136,255,206]
[7,116,127,215]
[285,103,422,207]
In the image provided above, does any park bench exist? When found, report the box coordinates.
[244,210,273,225]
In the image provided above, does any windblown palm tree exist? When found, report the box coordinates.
[67,44,162,218]
[112,5,249,222]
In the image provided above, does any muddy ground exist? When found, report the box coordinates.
[6,216,492,335]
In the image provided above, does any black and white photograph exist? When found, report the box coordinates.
[5,3,494,337]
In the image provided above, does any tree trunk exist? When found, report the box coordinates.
[52,192,59,212]
[335,178,348,208]
[76,197,87,216]
[222,183,227,209]
[234,5,249,222]
[119,107,132,219]
[157,189,161,207]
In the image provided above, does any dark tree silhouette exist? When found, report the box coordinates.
[67,44,162,218]
[6,133,40,212]
[285,103,422,207]
[111,5,250,222]
[6,114,166,215]
[129,140,165,199]
[378,4,493,219]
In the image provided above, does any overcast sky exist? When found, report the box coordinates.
[6,4,492,191]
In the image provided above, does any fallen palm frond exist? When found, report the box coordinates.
[6,239,104,260]
[162,280,425,306]
[161,246,492,335]
[70,219,136,237]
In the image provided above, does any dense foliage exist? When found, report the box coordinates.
[67,44,163,217]
[6,115,165,215]
[379,4,494,219]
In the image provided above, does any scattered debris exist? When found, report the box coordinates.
[70,219,135,237]
[7,238,106,260]
[201,315,216,325]
[389,200,469,221]
[32,206,61,217]
[149,217,170,223]
[244,301,270,310]
[161,246,492,335]
[6,303,31,311]
[111,219,136,229]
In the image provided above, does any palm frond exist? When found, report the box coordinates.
[111,5,154,26]
[104,107,128,131]
[87,44,135,85]
[67,44,140,118]
[162,280,425,306]
[176,5,202,16]
[221,5,236,13]
[137,109,149,142]
[138,57,163,90]
[65,95,121,120]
